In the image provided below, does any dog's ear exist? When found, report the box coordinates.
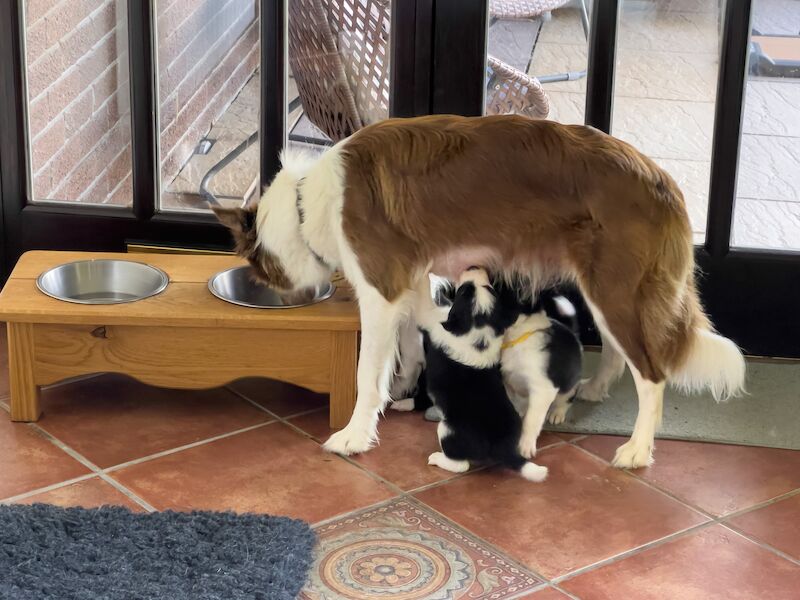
[213,206,255,233]
[441,284,476,335]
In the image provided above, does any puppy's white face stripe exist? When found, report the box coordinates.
[427,323,503,369]
[459,268,495,314]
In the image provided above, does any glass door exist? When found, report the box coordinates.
[479,0,800,357]
[1,0,424,279]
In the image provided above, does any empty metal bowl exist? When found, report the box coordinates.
[209,266,335,308]
[36,259,169,305]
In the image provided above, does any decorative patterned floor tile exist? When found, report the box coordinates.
[300,499,542,600]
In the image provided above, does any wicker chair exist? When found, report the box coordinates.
[491,0,589,36]
[288,0,550,144]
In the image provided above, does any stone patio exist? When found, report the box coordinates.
[501,0,800,250]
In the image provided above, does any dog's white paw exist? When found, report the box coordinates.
[323,425,376,455]
[518,433,538,459]
[612,439,654,469]
[520,462,548,482]
[548,403,570,425]
[390,398,415,412]
[428,452,470,473]
[576,378,608,403]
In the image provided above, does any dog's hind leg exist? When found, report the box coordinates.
[612,367,664,468]
[577,330,626,402]
[519,381,559,459]
[581,297,665,469]
[547,386,577,425]
[323,285,413,455]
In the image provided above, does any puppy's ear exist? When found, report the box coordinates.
[213,206,255,233]
[441,284,475,335]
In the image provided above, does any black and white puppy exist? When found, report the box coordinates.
[498,284,583,457]
[414,268,549,482]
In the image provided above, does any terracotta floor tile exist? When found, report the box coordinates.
[291,410,567,491]
[562,525,800,600]
[229,377,327,417]
[416,444,707,579]
[729,494,800,561]
[0,417,90,499]
[37,374,273,468]
[578,435,800,516]
[301,499,542,599]
[0,323,9,399]
[288,408,334,442]
[15,477,144,511]
[112,422,396,522]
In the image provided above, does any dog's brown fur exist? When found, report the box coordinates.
[213,205,293,290]
[337,115,705,382]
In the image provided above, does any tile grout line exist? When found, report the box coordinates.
[552,520,718,586]
[718,521,800,568]
[565,441,800,573]
[0,473,99,504]
[97,473,158,513]
[102,421,276,473]
[568,441,718,520]
[24,423,156,513]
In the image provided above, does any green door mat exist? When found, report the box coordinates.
[546,352,800,450]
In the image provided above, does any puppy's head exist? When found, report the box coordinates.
[213,151,332,293]
[441,267,516,337]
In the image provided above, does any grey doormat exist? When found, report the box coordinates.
[545,352,800,450]
[0,504,316,600]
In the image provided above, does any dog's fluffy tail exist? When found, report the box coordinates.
[669,326,746,402]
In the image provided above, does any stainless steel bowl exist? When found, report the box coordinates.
[209,266,335,309]
[36,259,169,305]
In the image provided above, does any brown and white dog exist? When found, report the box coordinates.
[215,114,745,468]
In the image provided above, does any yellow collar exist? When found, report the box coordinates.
[501,328,544,350]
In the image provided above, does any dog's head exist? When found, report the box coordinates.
[213,152,333,293]
[441,267,517,339]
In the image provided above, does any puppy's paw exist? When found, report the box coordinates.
[424,406,444,422]
[612,439,654,469]
[428,452,470,473]
[323,425,376,456]
[518,433,538,459]
[547,403,570,425]
[576,378,608,403]
[520,462,548,482]
[390,398,415,412]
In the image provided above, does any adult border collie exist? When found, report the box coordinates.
[214,114,745,468]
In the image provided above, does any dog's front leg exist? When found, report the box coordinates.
[323,285,411,455]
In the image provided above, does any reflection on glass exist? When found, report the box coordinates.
[156,0,260,212]
[732,0,800,251]
[24,0,133,206]
[613,0,722,244]
[287,0,391,156]
[486,0,591,122]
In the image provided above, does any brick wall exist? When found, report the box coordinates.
[157,0,259,192]
[25,0,259,205]
[26,0,133,205]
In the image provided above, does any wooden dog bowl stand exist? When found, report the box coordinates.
[0,251,360,428]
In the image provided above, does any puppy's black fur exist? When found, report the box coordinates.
[412,280,582,413]
[421,275,533,474]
